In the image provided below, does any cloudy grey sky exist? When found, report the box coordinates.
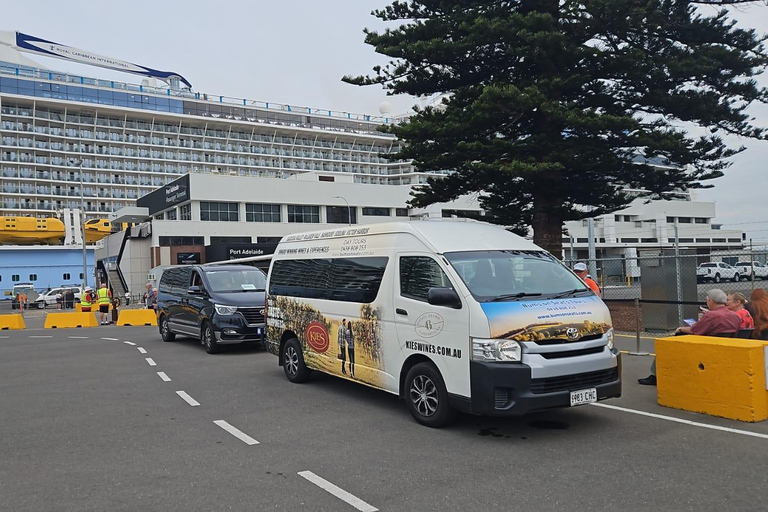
[3,1,768,241]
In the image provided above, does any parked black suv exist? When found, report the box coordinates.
[156,264,267,353]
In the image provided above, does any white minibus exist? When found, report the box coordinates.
[265,220,621,427]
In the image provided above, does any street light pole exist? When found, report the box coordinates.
[333,196,351,227]
[71,158,88,289]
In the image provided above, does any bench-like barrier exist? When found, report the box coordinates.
[117,309,156,326]
[0,314,26,330]
[44,312,99,329]
[657,335,768,422]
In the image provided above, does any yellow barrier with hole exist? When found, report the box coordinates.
[0,314,26,330]
[117,309,157,326]
[656,335,768,422]
[44,312,99,329]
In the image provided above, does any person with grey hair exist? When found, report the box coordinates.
[639,288,740,386]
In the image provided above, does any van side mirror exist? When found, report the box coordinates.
[188,285,203,296]
[427,287,461,309]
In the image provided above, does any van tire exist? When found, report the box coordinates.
[283,338,310,383]
[159,315,175,342]
[404,363,455,428]
[201,321,220,354]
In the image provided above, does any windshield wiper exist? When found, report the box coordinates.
[228,288,266,293]
[490,292,542,302]
[552,288,586,298]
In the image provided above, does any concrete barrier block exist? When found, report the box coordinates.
[117,309,157,327]
[44,312,99,329]
[0,314,26,330]
[657,335,768,422]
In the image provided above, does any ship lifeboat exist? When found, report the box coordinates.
[0,217,65,245]
[84,218,113,243]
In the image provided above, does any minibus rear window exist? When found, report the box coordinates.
[445,251,589,301]
[269,257,388,303]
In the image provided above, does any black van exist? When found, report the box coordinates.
[156,264,267,354]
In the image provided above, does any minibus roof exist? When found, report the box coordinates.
[278,220,543,254]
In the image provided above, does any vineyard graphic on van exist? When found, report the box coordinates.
[267,296,384,387]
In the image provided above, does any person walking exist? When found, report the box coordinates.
[97,283,112,325]
[573,263,601,297]
[346,320,356,378]
[338,319,348,375]
[80,287,93,312]
[144,282,154,309]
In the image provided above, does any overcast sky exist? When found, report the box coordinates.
[3,1,768,242]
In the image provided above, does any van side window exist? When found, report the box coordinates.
[270,259,331,299]
[400,256,453,302]
[270,257,388,303]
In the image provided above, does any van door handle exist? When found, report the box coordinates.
[396,308,408,316]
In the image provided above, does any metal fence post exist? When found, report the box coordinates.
[626,297,649,356]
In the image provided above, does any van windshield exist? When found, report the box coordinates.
[204,268,266,293]
[445,250,591,301]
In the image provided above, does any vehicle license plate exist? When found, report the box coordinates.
[570,388,597,406]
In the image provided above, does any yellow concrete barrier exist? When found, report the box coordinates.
[657,335,768,422]
[0,314,26,330]
[117,309,157,326]
[44,312,99,329]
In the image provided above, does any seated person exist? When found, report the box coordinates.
[726,292,754,330]
[639,289,740,386]
[750,289,768,340]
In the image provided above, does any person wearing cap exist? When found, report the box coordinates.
[80,287,93,312]
[97,283,112,325]
[573,263,601,297]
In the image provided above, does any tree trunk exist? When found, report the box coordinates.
[531,194,564,258]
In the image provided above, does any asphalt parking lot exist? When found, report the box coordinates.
[1,323,767,511]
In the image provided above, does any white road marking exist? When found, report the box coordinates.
[176,390,200,407]
[68,336,89,339]
[591,403,768,440]
[145,357,156,366]
[29,335,52,338]
[137,347,147,354]
[157,371,171,382]
[0,335,8,338]
[123,341,136,346]
[213,420,259,445]
[101,337,118,341]
[298,471,378,512]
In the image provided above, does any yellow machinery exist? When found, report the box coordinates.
[0,217,65,244]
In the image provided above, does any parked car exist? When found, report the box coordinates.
[734,261,768,281]
[33,287,82,309]
[696,262,739,283]
[156,264,267,354]
[10,283,37,310]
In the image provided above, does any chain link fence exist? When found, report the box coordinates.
[565,249,768,333]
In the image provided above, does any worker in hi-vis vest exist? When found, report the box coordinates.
[97,283,112,325]
[80,287,93,312]
[573,262,601,298]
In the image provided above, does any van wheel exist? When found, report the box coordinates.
[201,322,220,354]
[283,338,310,383]
[404,363,455,428]
[159,315,175,342]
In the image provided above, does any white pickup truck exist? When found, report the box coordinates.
[734,261,768,281]
[696,262,739,283]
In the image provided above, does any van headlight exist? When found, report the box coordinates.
[472,338,522,362]
[214,304,238,316]
[606,328,615,350]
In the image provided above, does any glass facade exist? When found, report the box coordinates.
[287,205,320,223]
[245,203,280,223]
[200,202,238,222]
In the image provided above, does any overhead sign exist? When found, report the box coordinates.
[13,31,192,88]
[137,174,190,215]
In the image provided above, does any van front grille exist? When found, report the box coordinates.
[530,367,618,394]
[539,346,605,360]
[238,307,265,325]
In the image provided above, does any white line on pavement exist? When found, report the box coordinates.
[145,357,156,366]
[0,335,8,338]
[68,336,89,339]
[29,335,52,338]
[176,391,200,407]
[157,371,171,382]
[298,471,378,512]
[137,347,147,354]
[123,341,136,346]
[591,403,768,440]
[213,420,259,445]
[101,337,119,341]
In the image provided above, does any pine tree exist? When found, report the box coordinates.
[345,1,768,255]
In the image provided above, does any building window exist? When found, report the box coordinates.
[362,207,390,216]
[79,273,84,280]
[318,176,335,182]
[666,216,675,223]
[641,238,658,243]
[695,218,708,224]
[159,236,205,246]
[154,212,164,220]
[395,208,409,217]
[179,203,191,221]
[678,217,692,224]
[246,203,281,223]
[327,206,357,224]
[166,209,177,221]
[695,238,710,243]
[287,205,320,223]
[679,238,694,243]
[29,274,37,281]
[577,238,588,243]
[200,201,239,222]
[63,273,71,280]
[12,274,20,282]
[621,238,639,243]
[712,238,726,243]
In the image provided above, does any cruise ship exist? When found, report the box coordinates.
[0,30,444,219]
